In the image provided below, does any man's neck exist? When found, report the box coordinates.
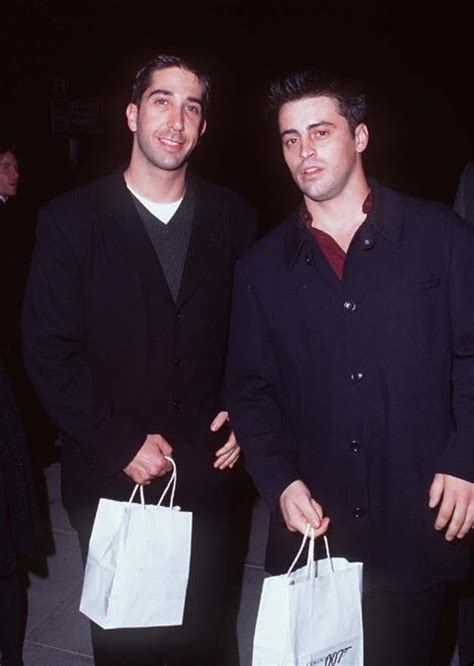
[305,176,370,252]
[123,161,187,204]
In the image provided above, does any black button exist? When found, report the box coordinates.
[350,440,361,453]
[353,507,363,518]
[305,256,312,265]
[172,400,182,410]
[343,300,356,312]
[176,312,183,320]
[350,371,364,382]
[173,357,183,367]
[362,237,373,248]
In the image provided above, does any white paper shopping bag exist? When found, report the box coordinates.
[79,457,192,629]
[252,526,363,665]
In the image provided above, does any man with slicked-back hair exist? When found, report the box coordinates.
[227,68,474,666]
[23,54,256,666]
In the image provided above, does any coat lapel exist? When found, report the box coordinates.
[96,172,175,307]
[176,182,223,308]
[284,215,343,299]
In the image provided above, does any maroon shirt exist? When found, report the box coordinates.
[301,191,372,280]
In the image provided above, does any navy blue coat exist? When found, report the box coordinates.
[227,180,474,592]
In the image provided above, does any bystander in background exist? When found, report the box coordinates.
[453,160,474,666]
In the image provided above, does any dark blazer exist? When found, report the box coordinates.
[22,171,256,524]
[0,198,33,358]
[454,160,474,224]
[0,360,38,575]
[227,180,474,593]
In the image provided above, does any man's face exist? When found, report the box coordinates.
[278,95,368,202]
[126,66,207,173]
[0,151,20,199]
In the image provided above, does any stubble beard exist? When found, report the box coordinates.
[297,171,333,203]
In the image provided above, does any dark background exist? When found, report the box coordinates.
[2,0,474,227]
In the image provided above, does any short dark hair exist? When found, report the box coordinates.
[0,141,17,159]
[268,69,366,134]
[131,54,211,118]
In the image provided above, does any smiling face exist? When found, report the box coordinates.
[0,151,20,199]
[278,95,368,203]
[126,66,207,175]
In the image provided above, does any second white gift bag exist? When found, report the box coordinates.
[80,457,192,629]
[252,525,364,666]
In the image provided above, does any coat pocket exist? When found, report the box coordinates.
[400,277,441,295]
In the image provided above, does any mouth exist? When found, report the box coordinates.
[300,165,323,179]
[158,136,184,149]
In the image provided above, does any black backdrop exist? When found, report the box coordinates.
[2,0,474,229]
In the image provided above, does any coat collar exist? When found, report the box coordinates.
[367,178,404,248]
[284,179,404,269]
[175,179,224,308]
[95,170,173,302]
[94,170,223,308]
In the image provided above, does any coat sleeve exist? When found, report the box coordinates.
[22,206,147,479]
[226,261,300,510]
[437,215,474,481]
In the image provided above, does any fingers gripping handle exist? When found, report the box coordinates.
[286,524,333,577]
[128,456,177,508]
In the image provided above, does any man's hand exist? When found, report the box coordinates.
[279,480,330,537]
[210,411,241,470]
[429,473,474,541]
[124,434,173,485]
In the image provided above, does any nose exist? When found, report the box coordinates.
[168,107,185,132]
[300,135,316,160]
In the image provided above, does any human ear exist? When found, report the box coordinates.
[355,123,369,154]
[126,103,138,133]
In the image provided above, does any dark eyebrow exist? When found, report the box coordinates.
[147,88,173,100]
[280,128,299,139]
[186,96,203,108]
[307,121,336,131]
[281,121,336,138]
[147,89,203,109]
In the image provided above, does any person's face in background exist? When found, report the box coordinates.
[0,151,20,200]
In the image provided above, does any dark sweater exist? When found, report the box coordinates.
[131,179,196,301]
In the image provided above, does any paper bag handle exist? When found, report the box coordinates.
[286,524,333,577]
[157,456,177,508]
[127,456,177,509]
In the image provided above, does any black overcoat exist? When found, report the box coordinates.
[227,180,474,593]
[22,171,256,524]
[0,360,38,575]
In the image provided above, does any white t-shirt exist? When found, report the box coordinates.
[127,184,184,224]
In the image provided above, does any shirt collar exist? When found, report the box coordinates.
[300,189,373,229]
[285,180,403,269]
